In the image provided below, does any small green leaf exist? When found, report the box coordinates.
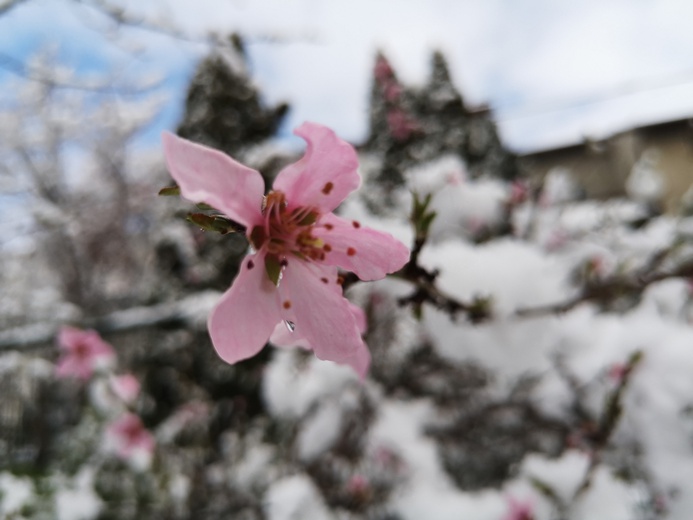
[186,213,217,232]
[264,254,282,286]
[158,185,180,196]
[250,225,268,249]
[187,213,242,234]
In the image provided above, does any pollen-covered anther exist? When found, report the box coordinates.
[322,182,334,195]
[347,247,357,256]
[283,300,292,309]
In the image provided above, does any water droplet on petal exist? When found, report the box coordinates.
[284,320,296,332]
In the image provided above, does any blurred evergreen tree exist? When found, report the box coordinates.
[363,50,519,190]
[177,34,289,157]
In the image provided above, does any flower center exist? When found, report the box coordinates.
[73,342,90,360]
[249,191,325,284]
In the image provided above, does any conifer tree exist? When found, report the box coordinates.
[177,34,289,156]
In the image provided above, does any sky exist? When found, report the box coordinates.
[4,0,693,153]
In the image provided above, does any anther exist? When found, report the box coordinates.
[324,223,334,230]
[347,247,356,256]
[283,300,292,309]
[352,220,361,228]
[337,275,345,285]
[247,260,255,269]
[320,277,329,284]
[322,182,334,195]
[323,244,332,252]
[280,258,289,267]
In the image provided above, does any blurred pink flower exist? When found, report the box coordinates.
[55,326,115,381]
[346,474,369,495]
[374,55,395,83]
[503,496,534,520]
[162,122,409,377]
[109,373,141,404]
[106,413,155,464]
[386,108,418,141]
[508,180,529,205]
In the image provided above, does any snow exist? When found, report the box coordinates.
[263,349,359,419]
[0,473,32,516]
[265,475,334,520]
[370,400,505,520]
[55,469,102,520]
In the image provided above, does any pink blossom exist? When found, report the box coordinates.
[105,413,155,465]
[162,123,409,377]
[508,180,529,205]
[374,54,394,83]
[503,496,534,520]
[384,83,402,102]
[346,474,369,495]
[109,373,141,404]
[55,326,115,381]
[386,108,418,141]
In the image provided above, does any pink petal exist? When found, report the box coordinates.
[269,321,310,350]
[56,357,91,381]
[57,326,83,351]
[208,253,283,364]
[270,301,367,349]
[110,374,141,404]
[314,213,410,281]
[343,341,371,379]
[277,259,364,367]
[272,122,360,213]
[162,132,265,229]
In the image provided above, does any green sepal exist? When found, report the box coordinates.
[186,213,240,235]
[264,254,282,286]
[250,225,268,249]
[158,185,180,196]
[411,192,437,239]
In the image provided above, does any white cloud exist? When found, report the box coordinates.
[5,0,693,151]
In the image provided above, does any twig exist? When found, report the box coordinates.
[0,290,220,350]
[516,258,693,318]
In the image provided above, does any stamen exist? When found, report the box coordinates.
[247,259,255,270]
[352,220,361,228]
[320,277,329,284]
[347,247,356,256]
[283,300,292,309]
[322,182,334,195]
